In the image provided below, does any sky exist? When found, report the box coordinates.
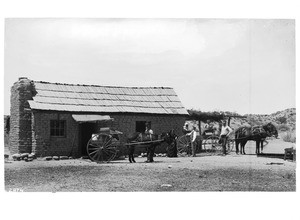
[4,18,295,115]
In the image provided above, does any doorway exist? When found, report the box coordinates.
[79,122,96,156]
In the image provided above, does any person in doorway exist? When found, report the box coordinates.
[186,126,197,157]
[145,122,155,162]
[219,120,233,155]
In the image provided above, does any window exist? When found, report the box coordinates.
[50,120,66,137]
[136,121,146,132]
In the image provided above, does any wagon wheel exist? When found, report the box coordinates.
[86,133,118,163]
[176,135,191,156]
[202,136,222,153]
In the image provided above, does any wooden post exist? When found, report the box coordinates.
[198,119,202,151]
[228,117,231,126]
[198,120,201,134]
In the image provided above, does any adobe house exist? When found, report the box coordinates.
[10,77,188,157]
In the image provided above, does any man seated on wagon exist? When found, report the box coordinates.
[202,120,215,137]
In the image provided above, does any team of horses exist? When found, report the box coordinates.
[126,123,278,162]
[234,123,278,154]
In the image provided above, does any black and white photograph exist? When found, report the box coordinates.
[1,1,299,220]
[4,17,296,192]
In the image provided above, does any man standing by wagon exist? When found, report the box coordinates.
[186,126,197,157]
[220,120,233,155]
[145,122,155,162]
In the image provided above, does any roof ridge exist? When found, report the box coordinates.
[34,80,173,89]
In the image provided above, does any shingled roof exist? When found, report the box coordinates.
[28,81,188,115]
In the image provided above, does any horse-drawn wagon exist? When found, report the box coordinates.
[175,128,235,155]
[175,111,248,156]
[86,127,175,163]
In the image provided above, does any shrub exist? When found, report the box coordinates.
[278,124,290,132]
[277,116,287,124]
[281,131,296,143]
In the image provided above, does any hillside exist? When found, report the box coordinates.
[243,108,296,130]
[187,108,296,137]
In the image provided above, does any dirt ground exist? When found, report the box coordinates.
[5,150,296,192]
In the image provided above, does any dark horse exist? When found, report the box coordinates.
[126,130,177,163]
[235,123,278,155]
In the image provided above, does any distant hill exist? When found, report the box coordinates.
[243,108,296,131]
[187,108,296,133]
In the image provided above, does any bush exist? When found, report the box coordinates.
[282,131,296,143]
[277,116,287,124]
[278,124,290,132]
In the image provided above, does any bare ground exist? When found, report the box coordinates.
[5,152,295,192]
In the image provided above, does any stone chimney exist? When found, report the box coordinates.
[9,77,36,154]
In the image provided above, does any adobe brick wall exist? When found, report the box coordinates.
[32,112,79,157]
[31,112,186,157]
[9,77,36,154]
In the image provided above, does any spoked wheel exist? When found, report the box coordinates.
[176,135,191,156]
[86,133,118,163]
[202,136,222,153]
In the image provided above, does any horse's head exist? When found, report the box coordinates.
[263,123,278,138]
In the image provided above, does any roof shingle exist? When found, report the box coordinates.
[28,81,188,115]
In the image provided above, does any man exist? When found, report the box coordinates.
[219,120,233,155]
[186,126,197,157]
[204,120,214,131]
[203,119,214,136]
[145,122,155,162]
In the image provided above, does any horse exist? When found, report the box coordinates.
[235,122,278,155]
[126,130,176,163]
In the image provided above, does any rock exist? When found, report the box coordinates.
[53,156,59,160]
[60,156,69,160]
[45,156,52,161]
[4,154,9,159]
[20,153,30,159]
[12,154,21,161]
[161,184,172,188]
[118,155,126,160]
[28,153,36,159]
[168,165,172,168]
[24,157,33,162]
